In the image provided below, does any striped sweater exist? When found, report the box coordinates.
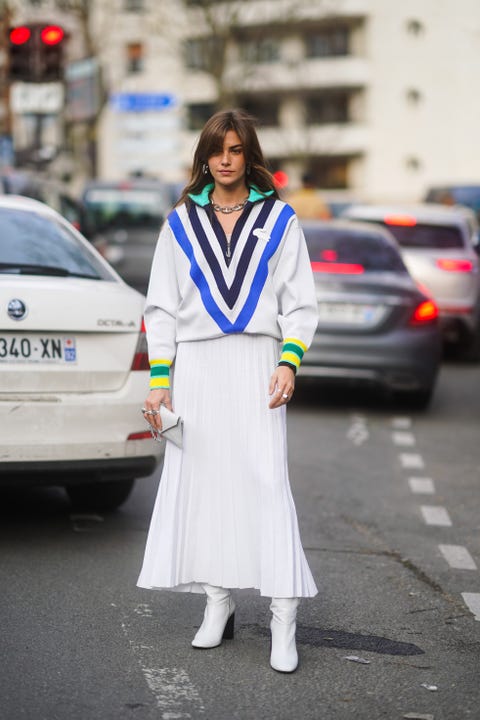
[144,186,318,389]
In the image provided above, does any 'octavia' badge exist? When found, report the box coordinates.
[7,298,28,321]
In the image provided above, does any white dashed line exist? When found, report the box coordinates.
[391,417,412,429]
[392,431,416,446]
[420,505,452,527]
[461,593,480,621]
[400,453,425,469]
[439,544,477,570]
[408,477,435,494]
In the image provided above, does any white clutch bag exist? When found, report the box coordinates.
[151,406,184,448]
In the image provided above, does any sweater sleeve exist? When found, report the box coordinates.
[144,219,180,389]
[272,214,318,373]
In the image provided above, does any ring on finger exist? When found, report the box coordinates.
[282,393,289,399]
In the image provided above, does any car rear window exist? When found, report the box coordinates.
[0,208,113,280]
[380,222,464,249]
[303,227,407,272]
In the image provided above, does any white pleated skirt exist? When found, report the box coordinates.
[137,333,318,598]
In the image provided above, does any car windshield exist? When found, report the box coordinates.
[303,227,407,272]
[83,187,166,231]
[380,222,464,249]
[0,208,113,280]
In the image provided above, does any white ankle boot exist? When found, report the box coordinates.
[192,584,236,649]
[269,597,299,672]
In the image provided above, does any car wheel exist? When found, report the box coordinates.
[66,478,135,512]
[392,387,434,410]
[460,326,480,362]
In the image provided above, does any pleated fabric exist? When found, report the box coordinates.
[137,333,318,598]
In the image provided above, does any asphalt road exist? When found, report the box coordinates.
[1,359,480,720]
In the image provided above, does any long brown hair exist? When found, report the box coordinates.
[176,108,279,206]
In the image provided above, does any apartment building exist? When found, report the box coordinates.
[8,0,480,201]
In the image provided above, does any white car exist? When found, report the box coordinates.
[342,203,480,358]
[0,195,163,510]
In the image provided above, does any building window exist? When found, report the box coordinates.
[126,42,144,74]
[124,0,144,11]
[185,37,223,71]
[305,27,350,58]
[239,38,280,64]
[305,92,350,124]
[239,97,279,126]
[310,158,349,189]
[406,88,422,105]
[406,19,424,36]
[187,103,216,131]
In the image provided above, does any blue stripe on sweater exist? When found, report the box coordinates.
[169,204,294,333]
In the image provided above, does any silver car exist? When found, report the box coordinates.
[342,204,480,359]
[300,220,442,408]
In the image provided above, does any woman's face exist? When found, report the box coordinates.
[207,130,247,191]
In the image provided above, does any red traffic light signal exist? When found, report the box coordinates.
[8,26,34,81]
[41,25,64,46]
[9,26,32,45]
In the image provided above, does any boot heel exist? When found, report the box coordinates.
[222,612,235,640]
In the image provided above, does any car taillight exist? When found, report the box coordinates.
[435,258,474,272]
[131,319,149,370]
[410,299,439,325]
[384,215,417,226]
[311,261,364,274]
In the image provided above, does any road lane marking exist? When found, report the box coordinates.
[439,544,477,570]
[400,453,425,469]
[408,477,435,494]
[461,593,480,621]
[392,417,412,429]
[392,431,416,446]
[420,505,452,526]
[120,620,206,717]
[142,667,205,718]
[347,414,369,445]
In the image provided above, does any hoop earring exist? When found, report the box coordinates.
[202,163,209,175]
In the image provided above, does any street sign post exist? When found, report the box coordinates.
[10,82,64,114]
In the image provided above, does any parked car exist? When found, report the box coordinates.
[0,195,163,510]
[342,204,480,359]
[0,169,103,250]
[299,220,442,408]
[82,178,172,294]
[424,184,480,223]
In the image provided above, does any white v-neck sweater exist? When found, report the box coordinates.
[144,197,318,379]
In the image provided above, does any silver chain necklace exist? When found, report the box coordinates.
[211,197,249,214]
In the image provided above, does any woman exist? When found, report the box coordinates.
[137,109,318,673]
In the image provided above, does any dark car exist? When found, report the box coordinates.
[82,179,171,294]
[299,220,442,408]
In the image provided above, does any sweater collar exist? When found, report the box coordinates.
[188,183,274,207]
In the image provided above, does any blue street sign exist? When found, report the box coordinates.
[111,93,177,113]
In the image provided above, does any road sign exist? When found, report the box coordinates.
[111,93,176,113]
[10,82,64,114]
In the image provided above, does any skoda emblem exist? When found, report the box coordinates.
[7,298,28,321]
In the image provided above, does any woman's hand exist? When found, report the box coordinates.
[268,365,295,409]
[142,388,172,431]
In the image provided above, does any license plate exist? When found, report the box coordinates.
[0,335,77,363]
[317,302,384,326]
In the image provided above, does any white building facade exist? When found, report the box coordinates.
[8,0,480,201]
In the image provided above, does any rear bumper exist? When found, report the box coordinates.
[0,456,159,487]
[0,374,164,478]
[300,326,441,391]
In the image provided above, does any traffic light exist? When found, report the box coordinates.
[7,24,66,82]
[8,26,35,81]
[40,25,65,81]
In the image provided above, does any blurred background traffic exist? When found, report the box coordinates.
[2,0,480,509]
